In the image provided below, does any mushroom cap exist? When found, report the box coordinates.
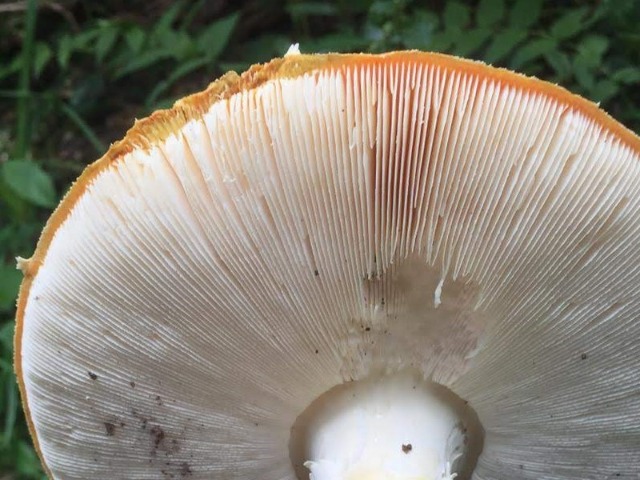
[15,51,640,479]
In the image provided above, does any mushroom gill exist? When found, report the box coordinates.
[15,51,640,480]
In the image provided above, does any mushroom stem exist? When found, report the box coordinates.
[300,373,476,480]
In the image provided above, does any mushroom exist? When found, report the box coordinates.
[14,50,640,479]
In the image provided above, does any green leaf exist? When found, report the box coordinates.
[0,264,21,311]
[32,42,51,78]
[161,30,196,59]
[234,34,292,64]
[477,0,505,28]
[180,0,207,29]
[71,29,100,50]
[303,32,369,53]
[549,7,589,40]
[509,0,543,28]
[573,58,595,91]
[510,37,558,70]
[0,55,22,81]
[154,1,184,34]
[0,321,14,349]
[57,34,73,69]
[368,0,396,21]
[197,12,240,61]
[95,25,119,63]
[575,35,609,69]
[287,2,338,17]
[544,50,572,80]
[124,26,146,54]
[150,27,177,48]
[146,57,209,107]
[2,379,17,447]
[483,28,527,64]
[429,30,456,53]
[115,49,173,78]
[612,67,640,84]
[1,160,56,208]
[443,1,470,31]
[0,178,28,221]
[591,79,619,104]
[0,357,10,377]
[0,222,41,259]
[452,28,491,57]
[401,10,439,50]
[16,440,44,476]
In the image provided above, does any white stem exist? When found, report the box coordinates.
[302,374,470,480]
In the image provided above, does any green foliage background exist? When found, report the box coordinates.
[0,0,638,477]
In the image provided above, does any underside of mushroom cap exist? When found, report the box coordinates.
[15,51,640,479]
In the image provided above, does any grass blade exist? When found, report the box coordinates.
[60,103,106,154]
[14,0,39,160]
